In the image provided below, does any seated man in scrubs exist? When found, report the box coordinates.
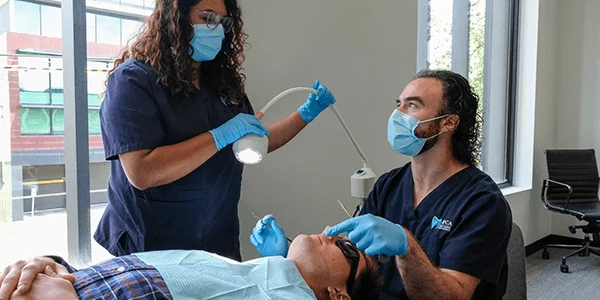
[256,70,513,300]
[0,230,382,300]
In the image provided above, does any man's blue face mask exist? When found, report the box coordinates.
[387,109,448,156]
[189,23,225,62]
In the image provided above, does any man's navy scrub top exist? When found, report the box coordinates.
[361,163,512,299]
[95,60,253,261]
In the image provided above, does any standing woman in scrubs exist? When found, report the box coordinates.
[96,0,336,261]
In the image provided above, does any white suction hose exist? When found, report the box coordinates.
[258,87,369,167]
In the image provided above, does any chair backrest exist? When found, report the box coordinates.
[505,222,527,300]
[545,149,599,204]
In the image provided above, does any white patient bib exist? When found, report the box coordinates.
[134,250,317,300]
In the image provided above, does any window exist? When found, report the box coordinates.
[428,0,452,69]
[96,15,121,45]
[17,56,104,136]
[87,13,97,43]
[87,61,109,97]
[145,0,156,9]
[13,0,40,35]
[1,0,149,268]
[121,19,143,45]
[1,16,68,268]
[91,0,120,5]
[418,0,519,185]
[121,0,145,9]
[41,5,61,38]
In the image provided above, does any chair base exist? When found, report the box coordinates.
[542,235,600,273]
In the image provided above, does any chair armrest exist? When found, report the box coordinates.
[542,178,573,213]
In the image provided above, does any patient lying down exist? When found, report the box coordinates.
[0,229,382,300]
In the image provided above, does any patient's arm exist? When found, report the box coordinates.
[10,267,77,300]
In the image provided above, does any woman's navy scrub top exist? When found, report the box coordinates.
[95,60,253,261]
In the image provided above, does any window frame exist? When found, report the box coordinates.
[417,0,520,187]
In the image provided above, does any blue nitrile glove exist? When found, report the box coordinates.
[297,80,336,123]
[250,214,289,257]
[209,113,270,151]
[325,214,408,257]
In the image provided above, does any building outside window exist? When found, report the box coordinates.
[0,0,152,267]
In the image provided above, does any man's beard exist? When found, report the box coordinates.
[417,121,442,155]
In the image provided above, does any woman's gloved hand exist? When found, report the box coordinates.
[209,113,269,151]
[250,214,289,257]
[298,80,336,123]
[325,214,409,257]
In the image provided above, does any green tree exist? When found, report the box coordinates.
[428,0,486,102]
[468,0,486,107]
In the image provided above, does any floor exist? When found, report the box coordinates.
[0,204,113,269]
[527,247,600,300]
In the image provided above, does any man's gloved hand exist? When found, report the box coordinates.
[325,214,409,257]
[298,80,336,123]
[209,113,270,151]
[250,214,289,257]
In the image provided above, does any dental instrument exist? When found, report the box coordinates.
[252,212,293,243]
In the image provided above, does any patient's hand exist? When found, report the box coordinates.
[10,266,77,300]
[0,257,74,300]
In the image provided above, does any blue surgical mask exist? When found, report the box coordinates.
[189,23,225,62]
[387,109,448,156]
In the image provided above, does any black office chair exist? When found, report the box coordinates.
[541,149,600,273]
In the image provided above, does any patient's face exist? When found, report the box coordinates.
[287,227,367,293]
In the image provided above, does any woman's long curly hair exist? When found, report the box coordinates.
[107,0,248,102]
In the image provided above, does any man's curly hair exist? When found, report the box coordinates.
[416,69,483,166]
[106,0,248,102]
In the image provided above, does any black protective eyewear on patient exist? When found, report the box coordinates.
[336,239,360,293]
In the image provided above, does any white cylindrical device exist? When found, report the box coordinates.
[350,166,377,198]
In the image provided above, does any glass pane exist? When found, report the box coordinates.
[87,13,97,43]
[95,0,120,5]
[88,110,101,134]
[52,109,64,134]
[50,58,64,105]
[428,0,453,69]
[121,19,142,45]
[19,91,50,105]
[41,5,61,38]
[88,18,121,264]
[121,0,145,9]
[20,108,51,135]
[145,0,156,8]
[96,15,121,45]
[468,0,486,102]
[18,57,50,105]
[14,0,40,35]
[0,4,73,269]
[88,61,108,99]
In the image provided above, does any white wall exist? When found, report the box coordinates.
[238,0,417,259]
[510,0,600,242]
[552,0,600,237]
[503,0,557,245]
[237,0,600,253]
